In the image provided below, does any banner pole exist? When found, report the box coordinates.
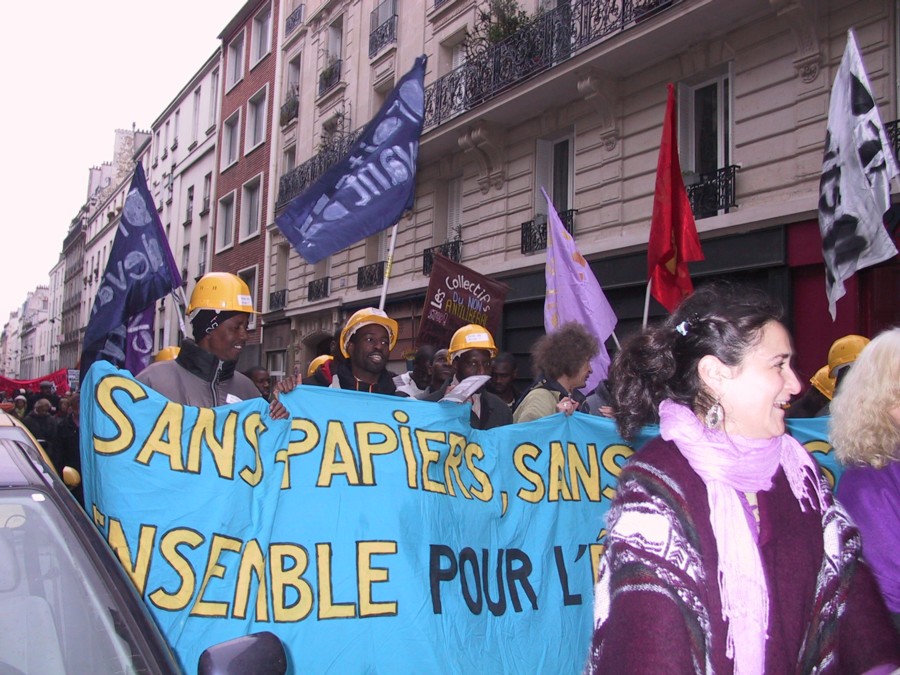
[378,221,400,311]
[642,279,652,329]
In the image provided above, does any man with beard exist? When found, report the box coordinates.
[305,308,399,394]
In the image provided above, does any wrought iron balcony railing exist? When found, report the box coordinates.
[423,239,462,275]
[318,58,342,97]
[307,277,330,301]
[269,289,287,311]
[369,15,397,57]
[520,209,576,254]
[685,165,739,219]
[280,87,299,126]
[886,119,899,165]
[285,4,305,36]
[276,128,364,208]
[357,261,386,290]
[424,0,676,130]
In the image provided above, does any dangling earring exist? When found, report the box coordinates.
[705,399,723,430]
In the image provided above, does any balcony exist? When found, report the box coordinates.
[423,0,676,129]
[276,128,364,208]
[520,209,576,254]
[280,85,300,127]
[318,58,342,97]
[685,165,739,219]
[369,12,397,58]
[357,261,385,290]
[269,289,287,311]
[307,277,330,301]
[285,4,305,35]
[422,239,462,275]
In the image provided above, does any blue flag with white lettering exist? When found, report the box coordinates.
[276,56,426,263]
[80,163,183,383]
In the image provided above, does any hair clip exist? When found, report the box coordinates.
[675,320,690,336]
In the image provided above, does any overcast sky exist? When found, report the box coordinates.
[0,0,247,325]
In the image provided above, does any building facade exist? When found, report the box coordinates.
[18,287,50,380]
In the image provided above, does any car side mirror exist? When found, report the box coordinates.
[198,631,287,675]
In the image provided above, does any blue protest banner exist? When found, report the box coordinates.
[276,56,426,264]
[80,164,183,382]
[79,361,839,673]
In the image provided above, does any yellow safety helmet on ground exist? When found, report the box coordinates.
[448,324,497,361]
[307,354,334,377]
[809,365,836,400]
[339,308,399,358]
[187,272,256,316]
[827,334,869,377]
[154,346,181,362]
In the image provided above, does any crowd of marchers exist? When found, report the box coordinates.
[89,272,900,670]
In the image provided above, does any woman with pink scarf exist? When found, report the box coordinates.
[586,283,898,674]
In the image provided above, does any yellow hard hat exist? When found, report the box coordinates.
[339,308,398,358]
[187,273,256,316]
[809,365,835,400]
[827,334,869,377]
[154,346,181,362]
[307,354,334,377]
[448,324,497,361]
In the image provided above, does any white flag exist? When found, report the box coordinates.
[818,29,898,320]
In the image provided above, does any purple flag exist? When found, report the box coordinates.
[80,163,183,383]
[543,188,617,391]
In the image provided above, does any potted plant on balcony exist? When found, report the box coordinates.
[463,0,529,61]
[319,55,340,90]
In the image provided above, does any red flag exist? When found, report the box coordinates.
[647,83,704,313]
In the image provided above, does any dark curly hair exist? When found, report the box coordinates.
[531,322,600,381]
[610,282,783,440]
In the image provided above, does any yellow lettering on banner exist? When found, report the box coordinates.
[233,539,269,621]
[445,433,470,499]
[106,517,156,596]
[92,505,106,528]
[193,534,242,618]
[187,409,239,478]
[466,442,493,501]
[416,429,448,494]
[804,440,835,489]
[601,444,634,500]
[514,443,545,503]
[548,441,573,502]
[239,414,266,487]
[356,422,398,485]
[149,528,204,611]
[317,543,356,619]
[276,419,321,489]
[318,420,361,486]
[394,411,419,489]
[94,376,147,455]
[569,442,601,501]
[270,544,313,622]
[136,403,186,470]
[358,540,398,617]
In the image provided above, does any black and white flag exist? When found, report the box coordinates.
[818,29,898,320]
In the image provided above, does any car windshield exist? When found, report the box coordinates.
[0,488,162,674]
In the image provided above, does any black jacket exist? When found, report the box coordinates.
[421,384,513,430]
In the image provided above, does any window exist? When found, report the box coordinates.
[185,186,194,223]
[227,32,245,89]
[246,86,268,151]
[172,110,180,148]
[446,177,462,241]
[208,69,220,129]
[369,0,398,57]
[267,350,286,385]
[240,175,263,240]
[237,267,258,329]
[275,243,289,290]
[163,121,170,157]
[198,236,208,276]
[222,111,241,170]
[535,133,573,215]
[181,245,190,279]
[252,5,272,65]
[328,18,343,61]
[283,146,296,176]
[679,69,731,175]
[287,55,302,97]
[191,87,201,144]
[153,130,161,164]
[202,173,212,213]
[216,192,235,250]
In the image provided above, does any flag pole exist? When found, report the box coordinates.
[378,221,400,311]
[642,279,652,329]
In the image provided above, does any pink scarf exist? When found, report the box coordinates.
[658,400,823,675]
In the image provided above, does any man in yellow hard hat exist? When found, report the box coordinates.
[305,308,400,394]
[422,324,512,429]
[137,273,287,418]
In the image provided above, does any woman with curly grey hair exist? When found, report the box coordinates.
[512,322,598,423]
[586,282,898,673]
[830,326,900,632]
